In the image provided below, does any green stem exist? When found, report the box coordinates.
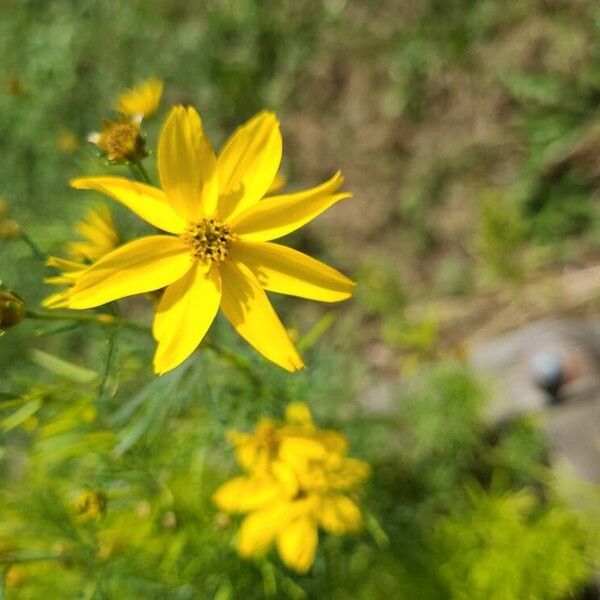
[98,304,121,401]
[27,312,261,386]
[0,553,64,565]
[127,162,143,182]
[135,161,152,185]
[203,340,262,390]
[19,230,46,262]
[26,310,147,332]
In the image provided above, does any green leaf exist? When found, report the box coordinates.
[1,398,42,432]
[30,349,98,383]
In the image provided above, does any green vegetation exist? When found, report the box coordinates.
[1,0,599,597]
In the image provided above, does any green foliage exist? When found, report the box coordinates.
[1,350,598,598]
[381,313,440,365]
[490,417,548,486]
[434,486,590,599]
[475,192,526,285]
[355,261,406,319]
[397,363,486,495]
[1,0,599,598]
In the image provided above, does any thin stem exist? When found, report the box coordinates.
[0,553,64,565]
[26,310,148,333]
[127,162,143,182]
[203,340,262,390]
[135,161,152,185]
[98,304,121,401]
[19,230,46,262]
[27,312,262,386]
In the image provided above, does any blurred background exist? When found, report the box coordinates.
[1,0,599,598]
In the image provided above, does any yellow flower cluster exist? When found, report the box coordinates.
[213,403,370,573]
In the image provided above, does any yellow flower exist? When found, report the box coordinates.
[116,78,164,119]
[213,403,370,573]
[66,106,355,374]
[43,207,120,308]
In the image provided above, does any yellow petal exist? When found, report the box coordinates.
[266,172,286,196]
[285,402,313,427]
[271,460,300,498]
[116,78,163,118]
[212,476,283,513]
[229,171,350,241]
[69,206,120,261]
[71,177,186,234]
[68,236,193,309]
[45,274,81,285]
[316,495,362,534]
[279,436,329,471]
[219,260,304,372]
[276,518,318,573]
[232,240,355,303]
[46,256,86,273]
[330,458,371,490]
[158,105,218,221]
[42,291,71,309]
[152,264,221,374]
[237,501,306,559]
[312,430,348,455]
[216,111,282,221]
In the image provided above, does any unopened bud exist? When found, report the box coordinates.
[0,219,22,239]
[162,510,177,530]
[0,287,26,329]
[74,490,107,521]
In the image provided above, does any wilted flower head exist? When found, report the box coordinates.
[213,403,370,573]
[88,118,146,164]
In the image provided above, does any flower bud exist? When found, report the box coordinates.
[0,287,26,329]
[0,219,22,239]
[74,490,107,521]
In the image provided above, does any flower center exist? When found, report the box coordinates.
[99,120,145,162]
[181,218,232,264]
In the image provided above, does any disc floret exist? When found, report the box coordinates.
[181,218,232,265]
[90,118,146,164]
